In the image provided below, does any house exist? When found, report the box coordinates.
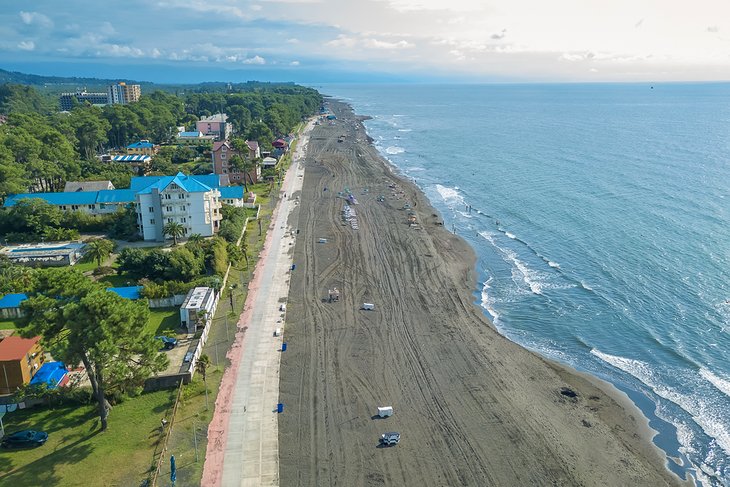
[261,156,278,169]
[112,154,152,173]
[245,140,260,159]
[64,180,115,192]
[212,141,261,185]
[0,243,87,267]
[127,140,157,156]
[0,336,44,395]
[176,131,215,147]
[196,114,232,141]
[219,186,246,207]
[179,287,218,334]
[0,293,28,319]
[4,174,245,242]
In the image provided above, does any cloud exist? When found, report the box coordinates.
[19,11,53,28]
[243,55,266,64]
[327,35,357,48]
[363,38,414,49]
[290,60,300,65]
[491,29,507,40]
[634,19,644,28]
[707,26,719,33]
[17,40,35,51]
[287,38,300,44]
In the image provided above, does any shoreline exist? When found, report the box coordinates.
[278,99,684,486]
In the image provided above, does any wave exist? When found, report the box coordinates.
[406,166,426,172]
[701,368,730,398]
[435,184,465,206]
[591,349,730,459]
[398,128,412,132]
[480,277,500,323]
[505,232,516,239]
[386,146,405,154]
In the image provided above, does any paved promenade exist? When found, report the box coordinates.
[202,122,311,487]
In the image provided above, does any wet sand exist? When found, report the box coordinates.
[277,99,682,486]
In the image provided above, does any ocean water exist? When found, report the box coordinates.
[320,83,730,485]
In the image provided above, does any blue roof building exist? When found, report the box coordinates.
[0,293,28,309]
[127,141,155,149]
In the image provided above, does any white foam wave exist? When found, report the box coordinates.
[581,281,594,291]
[398,128,412,132]
[505,232,516,239]
[591,349,730,458]
[700,368,730,398]
[478,231,544,295]
[386,146,405,154]
[480,277,500,323]
[435,184,465,206]
[548,261,560,268]
[406,166,426,172]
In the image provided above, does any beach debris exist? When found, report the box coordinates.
[318,238,328,243]
[362,303,375,311]
[377,406,393,418]
[274,328,282,337]
[560,387,578,398]
[343,204,359,230]
[328,288,340,303]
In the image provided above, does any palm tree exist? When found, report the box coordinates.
[85,238,115,267]
[163,221,185,246]
[187,233,204,245]
[195,354,211,409]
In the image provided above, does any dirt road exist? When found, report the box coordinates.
[278,100,681,486]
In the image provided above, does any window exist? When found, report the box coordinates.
[168,218,173,223]
[167,206,173,211]
[164,194,172,199]
[89,204,95,209]
[150,219,155,224]
[181,217,186,223]
[71,205,79,210]
[149,206,154,213]
[221,153,226,159]
[178,194,185,199]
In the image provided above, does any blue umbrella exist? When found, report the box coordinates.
[170,455,176,483]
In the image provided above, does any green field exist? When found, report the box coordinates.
[146,307,180,336]
[0,389,177,486]
[0,320,17,330]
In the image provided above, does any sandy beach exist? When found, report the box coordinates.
[277,99,683,486]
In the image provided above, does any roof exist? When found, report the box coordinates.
[0,336,41,362]
[106,286,143,300]
[4,192,98,207]
[212,141,231,152]
[199,113,227,122]
[262,157,277,166]
[96,189,136,203]
[112,155,151,162]
[127,141,155,149]
[272,139,287,148]
[246,140,259,150]
[0,293,28,309]
[178,131,203,137]
[64,181,114,192]
[29,362,67,389]
[136,172,214,195]
[219,186,244,199]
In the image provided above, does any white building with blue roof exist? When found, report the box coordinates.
[3,173,241,242]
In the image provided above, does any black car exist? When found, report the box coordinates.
[1,430,48,448]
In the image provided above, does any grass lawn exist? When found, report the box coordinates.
[98,273,137,288]
[147,307,179,336]
[72,260,99,273]
[0,320,17,330]
[0,389,177,486]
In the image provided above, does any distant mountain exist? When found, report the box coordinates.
[0,68,153,92]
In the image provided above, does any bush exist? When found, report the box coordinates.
[93,266,115,276]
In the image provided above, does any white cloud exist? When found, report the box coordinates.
[19,11,54,28]
[290,60,300,65]
[17,40,35,51]
[243,55,266,64]
[363,38,413,49]
[327,35,357,48]
[287,38,300,44]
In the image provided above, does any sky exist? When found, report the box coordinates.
[0,0,729,83]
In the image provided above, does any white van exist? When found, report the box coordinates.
[362,303,375,311]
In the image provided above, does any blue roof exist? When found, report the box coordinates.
[30,362,67,389]
[179,131,202,137]
[4,192,97,207]
[136,172,213,195]
[219,186,244,199]
[0,293,28,309]
[106,286,143,300]
[127,141,154,149]
[97,189,136,203]
[190,174,222,189]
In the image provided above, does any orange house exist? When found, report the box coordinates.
[0,336,44,395]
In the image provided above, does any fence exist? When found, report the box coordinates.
[150,378,184,487]
[148,294,186,309]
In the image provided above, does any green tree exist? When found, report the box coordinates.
[19,269,168,430]
[85,238,115,267]
[195,353,211,410]
[163,221,185,245]
[69,106,111,160]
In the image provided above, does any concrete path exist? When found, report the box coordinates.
[216,124,311,487]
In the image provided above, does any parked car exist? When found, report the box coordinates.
[379,432,400,446]
[1,430,48,448]
[155,336,178,350]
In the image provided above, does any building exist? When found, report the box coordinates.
[0,243,87,267]
[212,141,260,185]
[111,154,152,173]
[108,82,141,105]
[59,91,109,111]
[0,293,28,319]
[64,180,115,192]
[135,173,223,241]
[261,156,278,169]
[176,131,215,147]
[196,114,232,141]
[245,140,260,159]
[179,287,218,334]
[219,186,246,207]
[0,336,44,395]
[127,140,157,156]
[4,174,244,241]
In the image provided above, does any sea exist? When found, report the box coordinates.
[319,83,730,486]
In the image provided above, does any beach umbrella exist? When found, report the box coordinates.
[170,455,176,484]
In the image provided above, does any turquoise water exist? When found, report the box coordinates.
[322,83,730,485]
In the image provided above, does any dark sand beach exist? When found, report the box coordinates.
[278,99,683,486]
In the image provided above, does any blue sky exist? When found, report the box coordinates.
[1,0,728,84]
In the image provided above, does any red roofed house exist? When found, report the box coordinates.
[211,141,260,185]
[0,336,44,395]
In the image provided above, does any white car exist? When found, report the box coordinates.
[379,432,400,446]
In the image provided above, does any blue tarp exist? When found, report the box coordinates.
[0,293,28,309]
[107,286,143,300]
[30,362,67,389]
